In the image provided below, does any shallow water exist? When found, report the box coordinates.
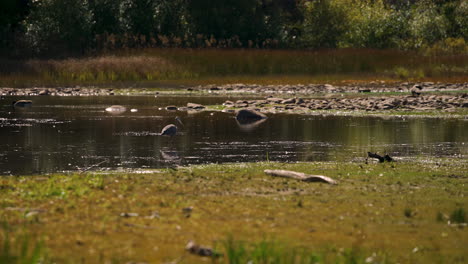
[0,95,467,175]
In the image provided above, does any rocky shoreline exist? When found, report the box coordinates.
[1,82,467,113]
[0,87,117,96]
[1,82,467,97]
[194,82,468,94]
[221,93,468,113]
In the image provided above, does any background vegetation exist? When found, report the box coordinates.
[1,48,467,87]
[1,0,467,57]
[0,0,466,87]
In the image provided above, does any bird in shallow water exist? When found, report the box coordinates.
[160,116,184,136]
[410,84,422,97]
[12,100,33,107]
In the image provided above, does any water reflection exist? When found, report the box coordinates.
[236,117,267,132]
[0,95,467,175]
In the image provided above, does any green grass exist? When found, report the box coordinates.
[450,208,466,224]
[216,237,393,264]
[0,224,46,264]
[1,48,467,87]
[0,160,466,263]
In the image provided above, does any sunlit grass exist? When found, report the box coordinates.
[0,225,47,264]
[1,48,467,87]
[0,160,466,263]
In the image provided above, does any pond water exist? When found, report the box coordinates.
[1,95,467,175]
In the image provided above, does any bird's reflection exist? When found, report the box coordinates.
[160,149,181,168]
[235,118,267,132]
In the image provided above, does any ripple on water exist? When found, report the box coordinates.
[0,118,67,127]
[113,131,159,136]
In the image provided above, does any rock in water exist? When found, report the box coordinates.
[187,103,205,110]
[165,105,178,110]
[12,100,33,107]
[235,109,267,121]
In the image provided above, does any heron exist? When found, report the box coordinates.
[410,84,422,97]
[12,100,33,107]
[160,116,184,136]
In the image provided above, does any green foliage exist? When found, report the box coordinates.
[450,208,466,224]
[404,208,414,218]
[299,0,347,48]
[343,0,410,49]
[220,238,394,264]
[453,1,468,39]
[0,0,31,53]
[408,1,449,48]
[0,225,46,264]
[118,0,163,37]
[0,0,467,55]
[221,237,322,264]
[88,0,121,35]
[24,0,94,55]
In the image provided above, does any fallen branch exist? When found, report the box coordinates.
[264,170,337,185]
[79,159,109,174]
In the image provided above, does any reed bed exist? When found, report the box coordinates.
[1,48,467,87]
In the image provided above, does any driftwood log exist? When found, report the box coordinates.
[264,170,338,185]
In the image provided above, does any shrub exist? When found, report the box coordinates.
[408,0,449,48]
[454,1,468,39]
[343,0,410,49]
[450,208,466,224]
[23,0,93,55]
[298,0,348,48]
[394,67,410,79]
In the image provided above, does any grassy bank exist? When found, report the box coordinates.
[1,48,467,88]
[1,160,467,263]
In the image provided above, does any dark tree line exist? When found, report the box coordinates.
[0,0,466,57]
